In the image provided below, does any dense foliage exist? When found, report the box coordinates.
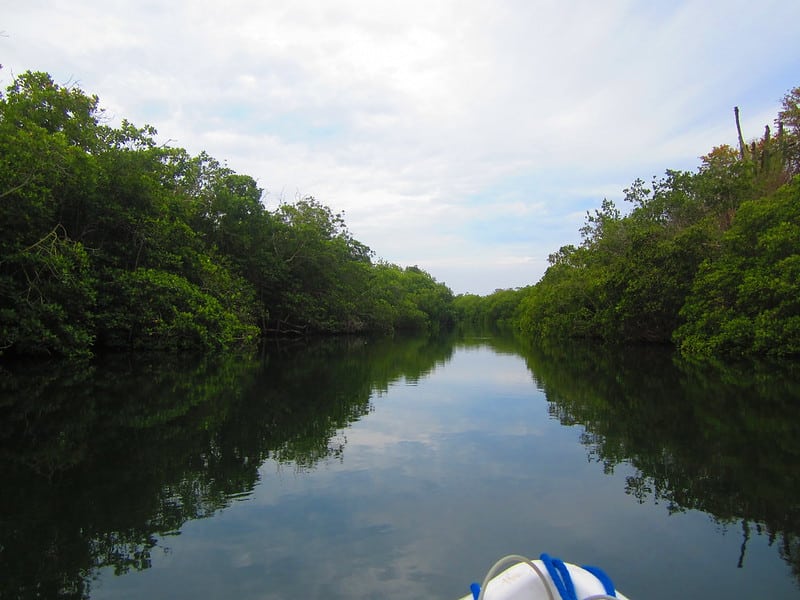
[456,85,800,359]
[0,71,454,357]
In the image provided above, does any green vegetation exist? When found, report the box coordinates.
[3,69,797,361]
[0,71,454,357]
[458,85,800,360]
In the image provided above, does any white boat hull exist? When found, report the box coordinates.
[458,558,630,600]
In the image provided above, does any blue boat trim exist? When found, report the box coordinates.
[467,553,620,599]
[581,564,616,597]
[470,582,481,600]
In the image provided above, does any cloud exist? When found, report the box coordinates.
[3,0,799,294]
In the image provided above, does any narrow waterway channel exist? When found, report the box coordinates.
[1,333,798,599]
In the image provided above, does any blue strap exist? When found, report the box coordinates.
[540,553,577,600]
[470,582,481,600]
[581,565,616,598]
[474,555,616,600]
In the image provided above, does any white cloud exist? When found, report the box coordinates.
[3,0,799,294]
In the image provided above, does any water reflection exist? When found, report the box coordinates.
[515,338,800,582]
[1,332,799,598]
[0,335,455,599]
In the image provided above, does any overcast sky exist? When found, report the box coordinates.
[4,1,799,294]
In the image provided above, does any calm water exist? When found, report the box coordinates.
[1,333,799,599]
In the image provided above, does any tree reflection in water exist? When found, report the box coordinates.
[515,338,800,583]
[0,335,455,599]
[1,332,799,597]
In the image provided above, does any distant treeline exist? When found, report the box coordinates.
[456,85,800,360]
[0,71,455,357]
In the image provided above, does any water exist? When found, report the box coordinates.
[1,333,798,599]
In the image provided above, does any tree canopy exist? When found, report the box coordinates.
[0,71,455,357]
[458,85,800,360]
[3,70,797,360]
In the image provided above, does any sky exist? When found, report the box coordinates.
[3,1,799,295]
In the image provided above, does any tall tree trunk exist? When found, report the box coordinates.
[734,106,746,160]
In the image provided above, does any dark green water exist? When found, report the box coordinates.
[1,333,799,599]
